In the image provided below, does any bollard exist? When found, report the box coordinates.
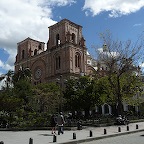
[0,141,4,144]
[29,138,33,144]
[126,125,129,131]
[136,124,139,129]
[90,130,93,137]
[53,135,57,142]
[73,133,76,139]
[118,127,121,132]
[104,129,107,134]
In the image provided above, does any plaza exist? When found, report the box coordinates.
[1,122,144,144]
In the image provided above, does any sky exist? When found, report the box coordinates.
[0,0,144,75]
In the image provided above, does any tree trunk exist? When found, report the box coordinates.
[84,108,90,119]
[117,100,123,116]
[116,76,124,116]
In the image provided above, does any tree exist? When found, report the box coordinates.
[12,67,32,107]
[13,67,31,85]
[95,31,144,115]
[64,76,105,117]
[32,83,61,113]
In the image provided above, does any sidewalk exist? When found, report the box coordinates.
[0,122,144,144]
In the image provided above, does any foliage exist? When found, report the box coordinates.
[95,30,144,115]
[32,82,62,113]
[64,76,107,117]
[13,67,31,84]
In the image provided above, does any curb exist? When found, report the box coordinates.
[60,129,144,144]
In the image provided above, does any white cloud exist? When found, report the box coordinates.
[0,60,4,68]
[140,62,144,67]
[83,0,144,17]
[133,23,142,27]
[0,0,75,74]
[0,58,13,72]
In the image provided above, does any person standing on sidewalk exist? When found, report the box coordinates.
[57,112,65,135]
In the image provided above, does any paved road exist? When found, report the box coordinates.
[82,131,144,144]
[0,122,144,144]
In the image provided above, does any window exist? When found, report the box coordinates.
[75,52,80,67]
[72,33,75,43]
[104,104,109,114]
[56,56,61,70]
[56,34,60,46]
[38,43,42,49]
[34,49,37,55]
[22,50,25,59]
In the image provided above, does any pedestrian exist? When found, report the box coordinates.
[50,114,57,134]
[57,112,65,135]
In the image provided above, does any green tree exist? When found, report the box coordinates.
[13,67,31,85]
[32,83,61,113]
[95,31,144,115]
[64,76,105,117]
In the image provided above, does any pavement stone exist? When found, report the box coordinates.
[0,122,144,144]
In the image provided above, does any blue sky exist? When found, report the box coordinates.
[0,0,144,75]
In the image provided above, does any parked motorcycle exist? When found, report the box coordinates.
[115,115,129,125]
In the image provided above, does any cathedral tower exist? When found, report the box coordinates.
[47,19,87,82]
[15,19,87,84]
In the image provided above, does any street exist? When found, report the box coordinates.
[82,131,144,144]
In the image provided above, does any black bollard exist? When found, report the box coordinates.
[136,124,139,129]
[0,141,4,144]
[118,127,121,132]
[53,135,57,142]
[90,130,93,137]
[29,138,33,144]
[73,133,76,139]
[104,129,107,134]
[126,125,129,131]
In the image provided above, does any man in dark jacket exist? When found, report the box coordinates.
[57,112,65,135]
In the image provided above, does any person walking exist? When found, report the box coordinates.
[57,112,65,135]
[50,114,57,134]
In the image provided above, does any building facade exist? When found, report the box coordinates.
[15,19,91,85]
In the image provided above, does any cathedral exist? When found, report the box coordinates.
[15,19,95,85]
[14,19,140,115]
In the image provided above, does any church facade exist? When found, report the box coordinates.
[15,19,94,85]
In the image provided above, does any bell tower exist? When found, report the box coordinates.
[47,19,87,81]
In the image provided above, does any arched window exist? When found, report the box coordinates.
[72,33,75,43]
[56,34,60,46]
[56,56,61,70]
[75,52,80,68]
[34,49,37,55]
[38,43,42,50]
[22,50,25,59]
[104,104,109,114]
